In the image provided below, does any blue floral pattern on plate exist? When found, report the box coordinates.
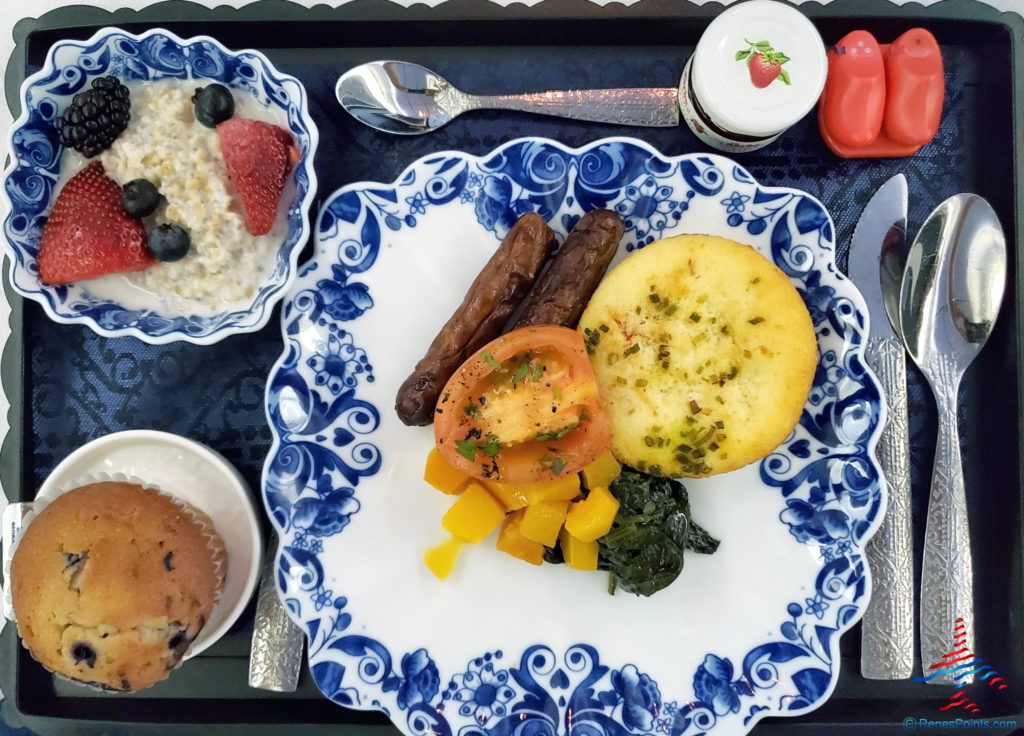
[263,137,885,736]
[1,27,318,344]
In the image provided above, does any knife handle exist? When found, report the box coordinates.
[920,358,974,685]
[860,336,915,679]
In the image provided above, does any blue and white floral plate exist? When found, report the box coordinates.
[263,137,886,736]
[1,27,318,345]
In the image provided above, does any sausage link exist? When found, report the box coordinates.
[512,209,624,329]
[395,213,557,426]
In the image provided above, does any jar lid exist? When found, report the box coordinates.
[690,0,827,138]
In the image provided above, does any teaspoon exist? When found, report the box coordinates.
[900,194,1006,684]
[336,60,680,134]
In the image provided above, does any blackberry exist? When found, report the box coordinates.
[55,76,131,158]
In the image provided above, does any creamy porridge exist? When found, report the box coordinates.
[59,78,291,312]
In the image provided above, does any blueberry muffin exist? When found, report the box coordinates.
[10,481,223,692]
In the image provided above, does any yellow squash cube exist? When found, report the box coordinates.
[564,485,620,543]
[524,474,581,504]
[442,482,506,543]
[497,510,545,565]
[582,450,622,490]
[424,537,464,580]
[559,527,599,571]
[424,447,472,495]
[520,500,570,547]
[484,475,581,508]
[482,480,530,510]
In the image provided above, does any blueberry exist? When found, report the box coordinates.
[71,643,97,668]
[163,551,174,571]
[63,552,87,569]
[168,624,194,654]
[147,223,191,262]
[121,179,161,217]
[191,84,234,128]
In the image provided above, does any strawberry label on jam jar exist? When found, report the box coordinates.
[679,0,827,153]
[735,39,792,88]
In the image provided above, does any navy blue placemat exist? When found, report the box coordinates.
[18,37,1020,724]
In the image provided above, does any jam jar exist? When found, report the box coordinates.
[679,0,828,152]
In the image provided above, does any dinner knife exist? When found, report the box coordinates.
[249,533,305,691]
[848,173,914,679]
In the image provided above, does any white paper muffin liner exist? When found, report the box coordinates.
[9,472,229,692]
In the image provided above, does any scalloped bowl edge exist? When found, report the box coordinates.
[0,26,320,346]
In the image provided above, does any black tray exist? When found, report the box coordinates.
[1,1,1022,734]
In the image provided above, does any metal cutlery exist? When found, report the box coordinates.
[899,194,1006,684]
[336,60,680,134]
[849,174,915,679]
[249,533,305,691]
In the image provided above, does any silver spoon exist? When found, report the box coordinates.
[900,194,1006,685]
[336,60,680,134]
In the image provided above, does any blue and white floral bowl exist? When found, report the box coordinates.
[263,138,886,736]
[1,27,318,344]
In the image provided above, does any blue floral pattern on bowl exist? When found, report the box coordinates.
[1,27,318,344]
[263,137,885,736]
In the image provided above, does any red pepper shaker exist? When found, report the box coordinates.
[885,28,944,146]
[818,28,944,158]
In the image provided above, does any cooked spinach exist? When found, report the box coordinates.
[597,467,719,596]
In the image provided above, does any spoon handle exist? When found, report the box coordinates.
[469,88,679,127]
[920,360,974,686]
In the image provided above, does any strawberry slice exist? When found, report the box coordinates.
[38,161,153,285]
[217,119,298,236]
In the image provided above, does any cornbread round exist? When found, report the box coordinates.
[10,482,222,692]
[578,234,817,477]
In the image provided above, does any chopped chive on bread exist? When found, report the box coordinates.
[578,233,817,477]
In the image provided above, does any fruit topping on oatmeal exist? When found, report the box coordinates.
[38,162,153,285]
[217,118,299,236]
[148,223,192,263]
[44,78,299,307]
[121,179,161,217]
[55,76,131,158]
[192,84,235,128]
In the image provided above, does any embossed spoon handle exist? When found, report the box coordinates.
[919,374,974,685]
[467,88,680,127]
[860,336,914,679]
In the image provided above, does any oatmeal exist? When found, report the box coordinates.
[97,79,287,306]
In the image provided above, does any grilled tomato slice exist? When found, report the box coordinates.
[434,326,612,484]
